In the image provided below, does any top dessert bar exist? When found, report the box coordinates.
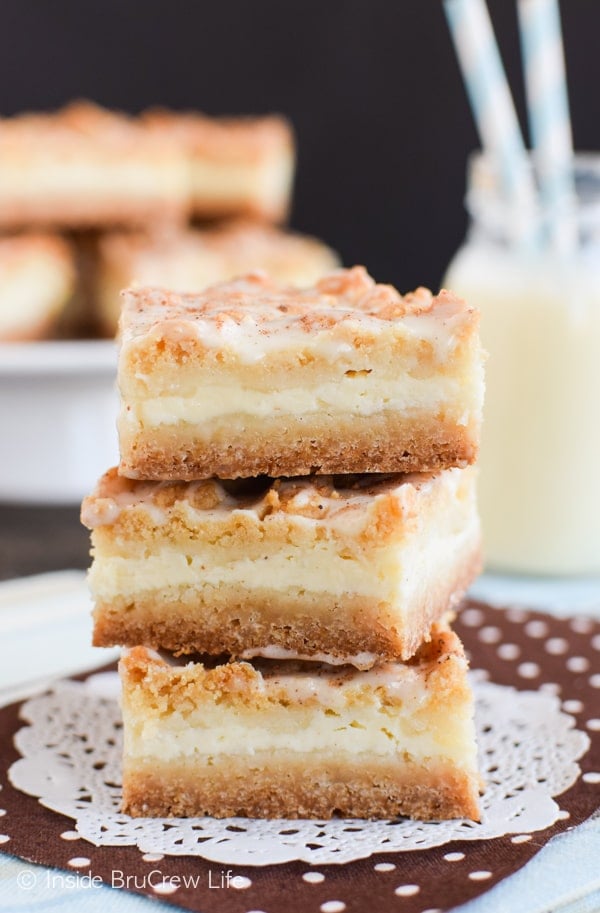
[0,101,294,229]
[118,267,484,480]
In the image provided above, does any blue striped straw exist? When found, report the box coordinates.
[517,0,577,252]
[444,0,539,244]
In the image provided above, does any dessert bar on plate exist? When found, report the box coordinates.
[0,101,189,229]
[117,266,485,480]
[95,220,339,336]
[142,108,294,222]
[119,623,481,820]
[82,466,481,665]
[0,234,75,341]
[0,102,294,230]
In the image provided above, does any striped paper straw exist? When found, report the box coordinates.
[444,0,539,244]
[517,0,577,252]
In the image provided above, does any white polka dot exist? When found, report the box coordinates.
[231,876,252,890]
[592,634,600,651]
[583,772,600,784]
[0,835,9,845]
[60,830,80,841]
[469,870,492,881]
[67,857,90,868]
[567,656,589,673]
[142,853,164,862]
[571,617,593,634]
[511,834,532,844]
[586,719,600,731]
[507,607,528,623]
[374,862,396,872]
[394,884,420,897]
[557,809,570,819]
[461,608,484,627]
[444,852,465,862]
[421,909,442,913]
[525,620,549,638]
[590,674,600,688]
[540,682,561,695]
[303,872,325,884]
[546,638,568,655]
[320,902,346,913]
[0,810,6,817]
[563,699,583,713]
[498,643,520,660]
[518,662,540,679]
[478,626,502,644]
[153,880,178,895]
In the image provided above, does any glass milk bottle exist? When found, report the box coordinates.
[444,154,600,575]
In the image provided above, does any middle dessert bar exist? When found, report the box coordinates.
[82,466,481,665]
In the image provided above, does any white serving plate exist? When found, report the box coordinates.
[0,340,119,504]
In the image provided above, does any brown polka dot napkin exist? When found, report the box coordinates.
[0,599,598,913]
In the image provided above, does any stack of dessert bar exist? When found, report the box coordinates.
[82,265,485,821]
[0,100,339,341]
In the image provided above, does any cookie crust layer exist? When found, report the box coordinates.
[123,755,480,820]
[119,412,476,480]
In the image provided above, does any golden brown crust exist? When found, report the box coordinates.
[120,268,461,335]
[82,464,446,528]
[92,546,481,663]
[120,621,471,711]
[0,101,146,147]
[118,411,478,479]
[122,754,480,820]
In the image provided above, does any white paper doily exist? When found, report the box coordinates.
[8,672,590,866]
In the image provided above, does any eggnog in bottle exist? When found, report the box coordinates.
[444,154,600,574]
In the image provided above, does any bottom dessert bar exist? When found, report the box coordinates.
[120,624,481,821]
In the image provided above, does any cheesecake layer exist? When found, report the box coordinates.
[83,466,481,664]
[96,221,339,336]
[120,627,481,820]
[117,267,484,479]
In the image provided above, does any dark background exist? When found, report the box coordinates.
[1,0,599,293]
[1,0,599,577]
